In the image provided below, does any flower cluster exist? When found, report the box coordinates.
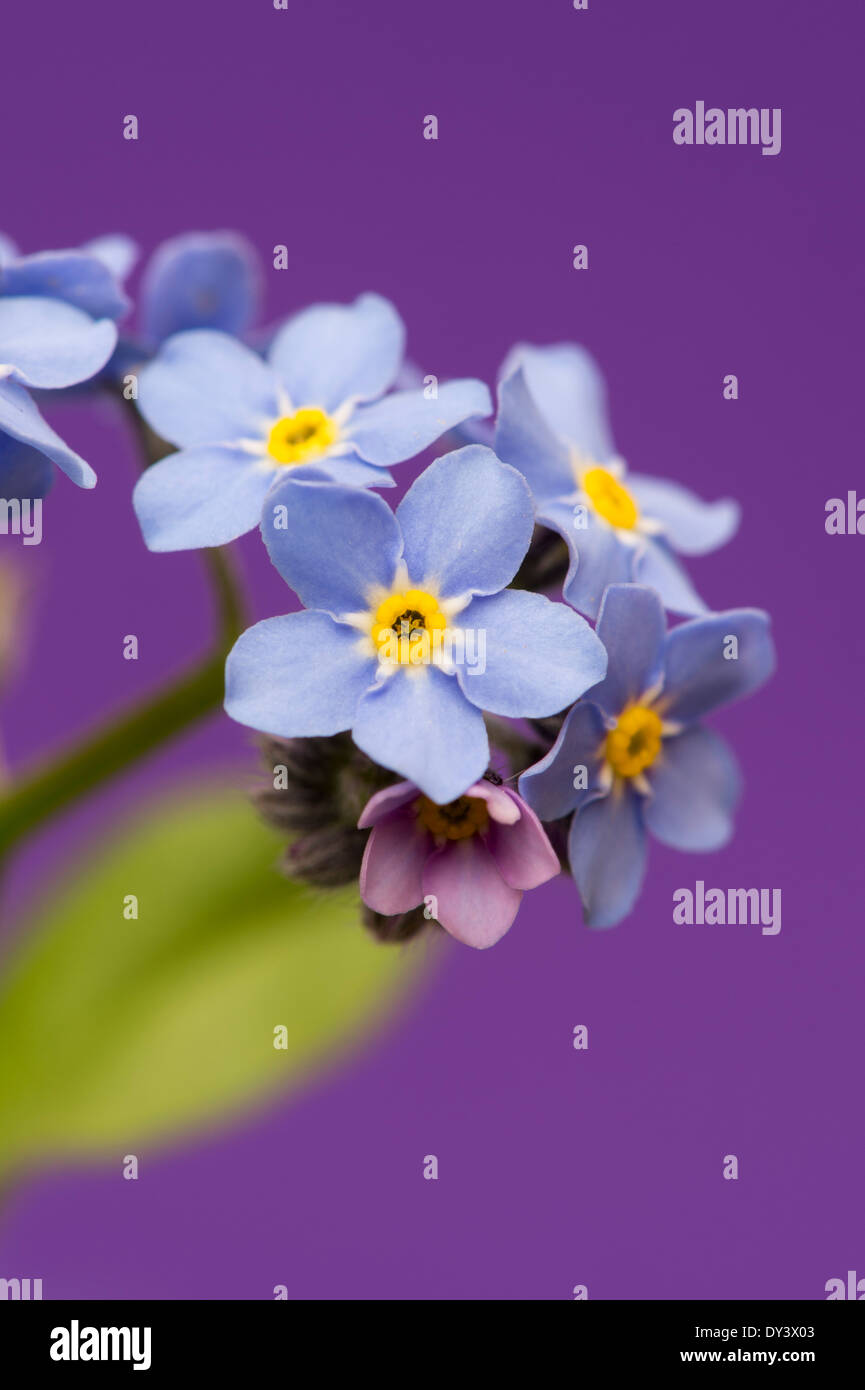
[1,229,775,948]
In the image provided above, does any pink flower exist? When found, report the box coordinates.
[358,778,560,949]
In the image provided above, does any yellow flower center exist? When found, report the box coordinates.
[267,408,338,466]
[582,466,640,530]
[371,588,447,665]
[416,794,489,841]
[604,705,663,778]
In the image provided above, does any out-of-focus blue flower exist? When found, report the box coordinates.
[0,240,122,497]
[225,447,607,804]
[133,294,493,551]
[518,583,775,927]
[0,234,131,321]
[495,344,740,619]
[0,232,137,407]
[140,231,261,346]
[81,234,139,284]
[99,231,263,383]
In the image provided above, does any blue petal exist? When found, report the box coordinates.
[81,234,139,282]
[0,378,96,488]
[518,700,608,820]
[540,498,634,620]
[494,365,574,507]
[0,298,117,389]
[661,609,776,723]
[0,234,19,265]
[644,726,740,850]
[142,232,261,342]
[291,454,395,489]
[633,537,708,616]
[225,612,376,737]
[262,475,402,613]
[499,342,615,460]
[628,473,740,556]
[137,330,278,447]
[133,446,275,551]
[588,583,666,716]
[397,446,534,598]
[345,379,492,465]
[0,251,129,320]
[442,415,495,450]
[0,430,55,500]
[568,787,648,928]
[267,293,404,413]
[456,588,607,717]
[352,666,489,804]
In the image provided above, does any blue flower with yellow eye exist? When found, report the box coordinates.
[0,234,123,499]
[132,293,492,551]
[518,583,775,927]
[225,446,608,805]
[495,343,740,619]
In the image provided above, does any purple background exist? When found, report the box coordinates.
[1,0,863,1299]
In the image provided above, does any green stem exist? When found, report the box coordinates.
[0,547,246,860]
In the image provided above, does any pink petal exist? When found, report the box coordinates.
[358,779,418,829]
[466,779,521,824]
[485,789,560,890]
[422,838,522,949]
[359,808,429,913]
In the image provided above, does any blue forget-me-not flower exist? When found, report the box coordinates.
[495,343,740,619]
[132,293,492,551]
[225,446,608,805]
[518,583,775,927]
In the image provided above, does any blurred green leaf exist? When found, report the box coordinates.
[0,785,422,1177]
